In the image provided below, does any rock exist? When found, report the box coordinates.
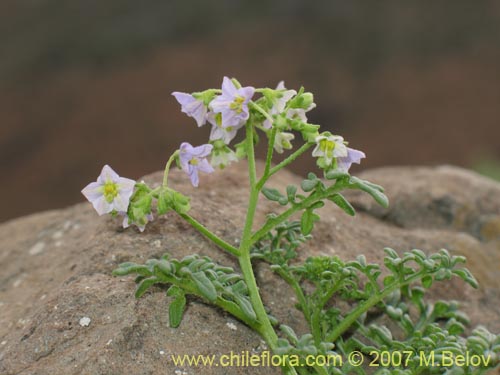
[0,164,499,374]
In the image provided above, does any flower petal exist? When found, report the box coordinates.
[93,196,113,216]
[81,181,103,202]
[221,76,238,97]
[98,165,120,184]
[197,158,215,174]
[189,168,199,187]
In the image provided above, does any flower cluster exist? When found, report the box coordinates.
[82,77,365,231]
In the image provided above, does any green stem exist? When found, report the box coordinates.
[162,150,180,187]
[260,126,277,185]
[238,121,280,348]
[277,270,310,324]
[268,142,313,177]
[256,141,312,191]
[251,184,344,243]
[325,272,425,343]
[249,101,274,124]
[178,212,240,257]
[311,309,322,347]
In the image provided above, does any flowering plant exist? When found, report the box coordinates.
[83,77,499,374]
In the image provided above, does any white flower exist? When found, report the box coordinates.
[263,81,297,129]
[211,148,239,169]
[312,134,348,166]
[286,103,316,123]
[274,132,295,154]
[81,165,135,215]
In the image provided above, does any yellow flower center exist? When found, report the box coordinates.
[190,158,199,166]
[103,181,118,203]
[229,96,245,114]
[319,139,335,158]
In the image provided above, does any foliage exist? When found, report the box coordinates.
[81,77,499,374]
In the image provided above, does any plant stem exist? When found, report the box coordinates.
[260,126,277,185]
[250,101,274,124]
[251,184,344,243]
[325,272,425,343]
[178,212,240,257]
[257,141,313,191]
[162,150,180,187]
[277,269,310,324]
[268,142,313,177]
[238,121,280,347]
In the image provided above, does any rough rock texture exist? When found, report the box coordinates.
[0,164,499,375]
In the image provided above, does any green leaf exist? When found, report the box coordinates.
[135,277,158,298]
[422,275,433,289]
[286,185,297,202]
[168,290,186,328]
[234,294,257,322]
[172,191,191,214]
[301,209,320,235]
[166,285,183,297]
[452,269,479,289]
[113,263,152,277]
[325,170,349,180]
[328,193,356,216]
[383,275,396,287]
[262,187,286,203]
[262,187,286,202]
[350,177,389,208]
[301,178,318,192]
[157,189,173,215]
[191,271,217,302]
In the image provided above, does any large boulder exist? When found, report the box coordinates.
[0,164,499,374]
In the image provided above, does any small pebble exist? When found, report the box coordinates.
[79,317,91,327]
[159,350,165,355]
[29,242,45,255]
[1,341,7,345]
[52,231,63,239]
[226,322,237,331]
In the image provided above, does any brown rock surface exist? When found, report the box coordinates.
[0,164,499,374]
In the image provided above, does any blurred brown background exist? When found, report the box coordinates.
[1,0,500,223]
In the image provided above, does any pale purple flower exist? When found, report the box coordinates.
[210,77,255,127]
[337,147,366,172]
[179,142,214,187]
[81,165,135,215]
[207,112,243,144]
[122,212,154,232]
[312,134,348,166]
[172,92,207,127]
[263,81,297,129]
